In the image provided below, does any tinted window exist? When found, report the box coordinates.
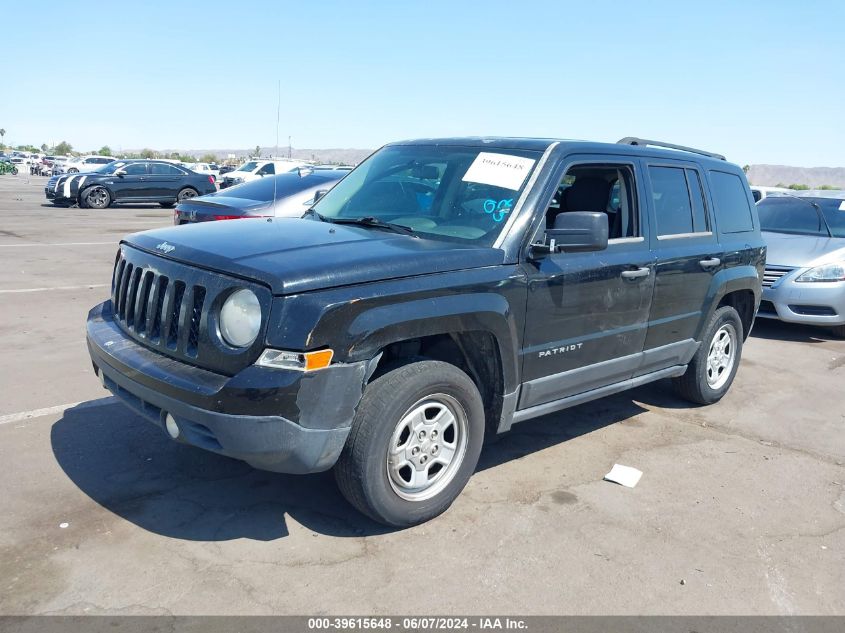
[709,170,754,233]
[686,169,709,232]
[757,197,845,238]
[236,161,258,172]
[256,163,275,176]
[649,166,694,235]
[150,163,184,175]
[123,163,148,175]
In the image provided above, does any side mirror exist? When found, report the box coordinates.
[114,169,126,177]
[537,211,608,254]
[313,189,328,203]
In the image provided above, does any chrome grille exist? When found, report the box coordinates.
[762,266,794,288]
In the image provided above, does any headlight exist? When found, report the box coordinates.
[219,289,261,347]
[796,262,845,283]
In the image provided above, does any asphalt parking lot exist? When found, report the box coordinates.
[1,174,844,616]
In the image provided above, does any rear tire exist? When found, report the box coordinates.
[334,360,484,527]
[176,187,198,203]
[674,305,744,405]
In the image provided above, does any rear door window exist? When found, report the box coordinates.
[649,166,694,235]
[150,163,185,175]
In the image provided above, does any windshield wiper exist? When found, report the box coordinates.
[320,216,416,236]
[775,193,833,237]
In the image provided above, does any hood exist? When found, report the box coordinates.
[123,218,504,295]
[763,231,845,268]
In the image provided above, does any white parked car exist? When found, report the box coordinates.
[183,162,220,182]
[58,155,117,174]
[219,159,309,189]
[750,185,791,202]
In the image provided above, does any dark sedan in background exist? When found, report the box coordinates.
[46,160,217,209]
[173,169,346,224]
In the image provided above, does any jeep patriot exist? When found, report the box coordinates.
[87,137,765,526]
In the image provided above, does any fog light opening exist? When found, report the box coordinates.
[165,414,180,439]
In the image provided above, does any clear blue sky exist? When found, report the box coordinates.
[2,0,843,166]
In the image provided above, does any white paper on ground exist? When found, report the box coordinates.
[604,464,643,488]
[461,152,536,191]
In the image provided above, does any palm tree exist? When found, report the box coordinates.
[0,129,6,149]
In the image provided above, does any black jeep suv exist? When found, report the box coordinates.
[86,137,765,526]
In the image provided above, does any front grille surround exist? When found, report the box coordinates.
[110,245,271,375]
[762,266,795,288]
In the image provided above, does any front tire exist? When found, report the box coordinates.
[334,360,485,527]
[674,305,743,405]
[80,185,111,210]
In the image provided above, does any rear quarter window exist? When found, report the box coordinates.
[709,170,755,233]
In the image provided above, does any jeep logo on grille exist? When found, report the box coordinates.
[156,241,175,254]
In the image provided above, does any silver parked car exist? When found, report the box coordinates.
[757,191,845,337]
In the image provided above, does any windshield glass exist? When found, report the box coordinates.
[236,161,258,172]
[758,196,845,238]
[311,144,542,245]
[93,161,127,174]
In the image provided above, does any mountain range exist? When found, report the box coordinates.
[746,164,845,188]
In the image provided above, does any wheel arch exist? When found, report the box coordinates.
[346,294,520,438]
[700,267,761,341]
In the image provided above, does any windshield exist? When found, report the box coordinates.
[236,161,259,172]
[310,144,542,245]
[758,196,845,238]
[93,161,128,174]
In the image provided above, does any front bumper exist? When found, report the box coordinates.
[759,269,845,326]
[86,301,367,473]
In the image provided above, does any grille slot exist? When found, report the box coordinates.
[762,266,794,288]
[187,286,206,357]
[166,281,186,350]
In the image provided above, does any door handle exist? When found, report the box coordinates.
[621,267,650,280]
[699,257,721,270]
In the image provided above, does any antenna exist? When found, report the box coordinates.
[273,79,281,212]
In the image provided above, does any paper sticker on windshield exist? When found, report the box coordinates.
[462,152,536,191]
[839,201,845,211]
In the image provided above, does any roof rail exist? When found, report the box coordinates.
[616,137,726,161]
